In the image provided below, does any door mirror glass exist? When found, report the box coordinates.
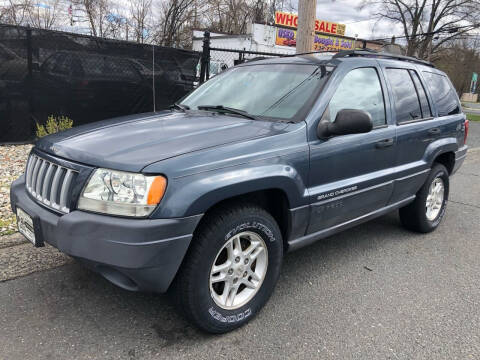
[317,109,373,138]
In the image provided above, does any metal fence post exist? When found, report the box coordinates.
[26,25,35,131]
[200,31,210,84]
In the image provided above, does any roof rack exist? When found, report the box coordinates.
[332,50,435,68]
[285,50,342,57]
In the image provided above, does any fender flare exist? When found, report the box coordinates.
[155,163,308,218]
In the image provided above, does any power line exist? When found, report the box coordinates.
[368,23,480,42]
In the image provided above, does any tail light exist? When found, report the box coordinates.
[464,119,469,145]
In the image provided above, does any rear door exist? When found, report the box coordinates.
[380,62,463,203]
[307,61,397,234]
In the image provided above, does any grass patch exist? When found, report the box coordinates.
[466,113,480,122]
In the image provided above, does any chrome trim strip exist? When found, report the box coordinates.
[59,169,74,212]
[311,169,430,207]
[395,169,430,182]
[30,157,41,194]
[313,181,393,206]
[24,153,78,214]
[50,166,62,209]
[35,161,48,198]
[41,163,54,205]
[26,155,34,189]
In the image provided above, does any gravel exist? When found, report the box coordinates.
[0,145,32,237]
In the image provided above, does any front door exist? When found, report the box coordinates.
[307,65,397,234]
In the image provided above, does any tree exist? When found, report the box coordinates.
[73,0,111,37]
[361,0,480,60]
[434,37,480,93]
[204,0,256,34]
[130,0,152,43]
[28,0,62,29]
[155,0,196,47]
[1,0,31,26]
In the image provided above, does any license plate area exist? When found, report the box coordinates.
[16,207,43,247]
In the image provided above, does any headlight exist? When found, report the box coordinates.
[77,168,167,217]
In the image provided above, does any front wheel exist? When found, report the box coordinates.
[171,204,283,333]
[399,163,449,233]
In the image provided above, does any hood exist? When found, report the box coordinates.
[35,111,290,172]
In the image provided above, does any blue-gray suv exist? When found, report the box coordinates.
[10,51,469,333]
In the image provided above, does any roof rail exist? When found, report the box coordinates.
[332,50,435,67]
[284,50,342,57]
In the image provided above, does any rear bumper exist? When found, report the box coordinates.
[452,145,468,174]
[10,176,202,293]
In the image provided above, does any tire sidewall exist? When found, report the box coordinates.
[193,212,283,332]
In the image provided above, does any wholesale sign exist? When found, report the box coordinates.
[276,28,354,51]
[274,11,346,36]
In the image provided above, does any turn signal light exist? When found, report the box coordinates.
[147,176,167,205]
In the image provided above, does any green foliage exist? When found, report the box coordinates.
[466,113,480,122]
[36,115,73,138]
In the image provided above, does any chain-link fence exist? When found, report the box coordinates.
[0,24,200,143]
[198,32,290,83]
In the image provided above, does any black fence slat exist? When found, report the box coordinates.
[0,23,200,144]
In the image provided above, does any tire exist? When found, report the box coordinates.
[171,203,283,333]
[399,163,449,233]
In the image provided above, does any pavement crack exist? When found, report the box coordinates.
[457,172,480,177]
[449,200,480,209]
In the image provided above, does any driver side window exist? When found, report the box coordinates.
[322,67,386,128]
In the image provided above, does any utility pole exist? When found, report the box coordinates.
[297,0,316,54]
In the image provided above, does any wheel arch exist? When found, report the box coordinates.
[425,138,458,174]
[192,188,292,251]
[433,151,455,175]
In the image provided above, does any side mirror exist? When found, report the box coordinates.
[317,109,373,139]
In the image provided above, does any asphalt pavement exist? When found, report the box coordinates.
[468,121,480,148]
[1,135,480,359]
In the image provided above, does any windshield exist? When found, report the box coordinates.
[182,63,332,120]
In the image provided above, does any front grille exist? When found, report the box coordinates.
[25,153,78,213]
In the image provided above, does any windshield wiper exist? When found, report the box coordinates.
[170,103,190,112]
[197,105,257,120]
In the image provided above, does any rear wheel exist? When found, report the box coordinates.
[399,163,449,233]
[171,204,283,333]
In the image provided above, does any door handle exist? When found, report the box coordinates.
[375,138,394,149]
[428,128,441,135]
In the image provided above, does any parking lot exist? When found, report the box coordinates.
[0,127,479,360]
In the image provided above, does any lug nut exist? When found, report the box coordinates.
[235,256,240,263]
[244,258,249,265]
[233,278,238,284]
[243,271,248,277]
[228,269,233,275]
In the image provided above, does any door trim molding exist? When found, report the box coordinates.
[287,196,415,252]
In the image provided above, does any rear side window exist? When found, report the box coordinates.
[422,72,460,117]
[386,68,422,123]
[323,67,386,127]
[410,70,432,118]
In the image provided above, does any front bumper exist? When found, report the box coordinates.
[10,176,202,293]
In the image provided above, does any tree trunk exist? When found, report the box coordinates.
[297,0,316,54]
